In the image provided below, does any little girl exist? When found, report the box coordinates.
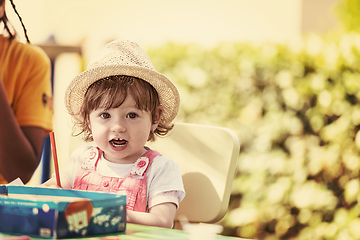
[43,40,185,228]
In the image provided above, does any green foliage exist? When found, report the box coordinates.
[147,33,360,240]
[335,0,360,32]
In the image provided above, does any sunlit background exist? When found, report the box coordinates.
[6,0,338,179]
[7,0,360,239]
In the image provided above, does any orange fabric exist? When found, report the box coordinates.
[0,36,53,184]
[0,35,53,131]
[0,174,5,184]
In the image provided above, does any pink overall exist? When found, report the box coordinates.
[73,147,161,212]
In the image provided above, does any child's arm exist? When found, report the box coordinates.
[42,175,72,189]
[127,202,176,228]
[42,176,61,188]
[41,145,89,189]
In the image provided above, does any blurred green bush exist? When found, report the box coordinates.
[147,32,360,240]
[335,0,360,32]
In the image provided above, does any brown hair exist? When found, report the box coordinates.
[73,75,173,142]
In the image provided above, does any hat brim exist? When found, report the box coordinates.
[65,64,180,125]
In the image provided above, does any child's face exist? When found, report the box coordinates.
[88,95,160,164]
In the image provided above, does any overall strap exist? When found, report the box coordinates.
[81,147,103,171]
[130,149,161,177]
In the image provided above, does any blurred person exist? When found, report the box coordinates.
[0,0,53,184]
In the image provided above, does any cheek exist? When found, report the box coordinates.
[132,122,151,137]
[90,122,104,133]
[88,122,105,138]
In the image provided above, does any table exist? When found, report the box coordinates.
[120,223,242,240]
[1,224,245,240]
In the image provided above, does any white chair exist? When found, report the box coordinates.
[69,123,240,226]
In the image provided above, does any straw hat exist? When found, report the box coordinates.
[65,40,180,125]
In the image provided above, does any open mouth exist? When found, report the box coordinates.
[110,139,128,147]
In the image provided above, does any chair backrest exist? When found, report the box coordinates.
[69,123,240,224]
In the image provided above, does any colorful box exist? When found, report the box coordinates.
[0,185,126,239]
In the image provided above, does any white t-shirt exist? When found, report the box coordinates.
[58,145,185,209]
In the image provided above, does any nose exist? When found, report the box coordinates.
[111,122,126,133]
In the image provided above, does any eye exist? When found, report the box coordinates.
[100,112,111,119]
[127,112,138,119]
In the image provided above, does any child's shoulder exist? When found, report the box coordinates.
[149,151,180,170]
[146,152,182,181]
[70,145,97,158]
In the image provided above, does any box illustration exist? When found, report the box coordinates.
[0,186,126,239]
